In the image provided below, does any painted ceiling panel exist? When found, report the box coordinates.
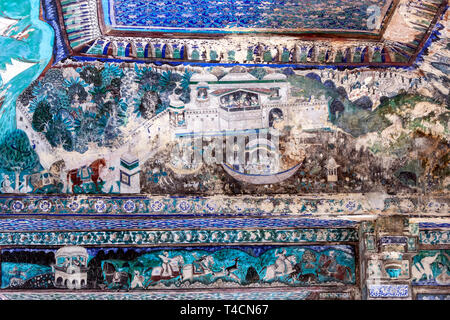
[102,0,392,34]
[55,0,447,68]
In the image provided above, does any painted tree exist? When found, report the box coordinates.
[0,129,41,192]
[250,67,267,80]
[31,100,52,132]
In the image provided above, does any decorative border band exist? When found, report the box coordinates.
[0,290,351,300]
[0,217,357,232]
[0,228,358,246]
[368,284,409,298]
[0,194,448,216]
[419,230,450,245]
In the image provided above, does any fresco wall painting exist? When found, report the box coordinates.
[0,245,357,291]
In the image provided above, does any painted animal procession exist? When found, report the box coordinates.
[24,158,110,194]
[99,247,356,290]
[1,246,355,290]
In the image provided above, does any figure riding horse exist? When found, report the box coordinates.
[67,158,107,193]
[317,254,352,282]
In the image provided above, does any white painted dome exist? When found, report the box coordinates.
[190,72,218,82]
[325,157,340,169]
[263,73,287,80]
[220,72,258,82]
[169,93,184,108]
[55,246,88,257]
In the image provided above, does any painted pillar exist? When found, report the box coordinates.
[119,152,140,194]
[362,216,419,300]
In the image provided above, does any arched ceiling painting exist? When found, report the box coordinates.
[0,0,448,301]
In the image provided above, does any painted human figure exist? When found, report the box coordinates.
[274,249,289,273]
[100,166,119,193]
[130,270,145,289]
[0,174,13,193]
[326,251,338,272]
[159,251,173,278]
[192,253,207,273]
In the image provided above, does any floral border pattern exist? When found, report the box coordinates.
[0,290,326,300]
[0,194,448,216]
[0,228,358,246]
[419,230,450,245]
[368,285,409,298]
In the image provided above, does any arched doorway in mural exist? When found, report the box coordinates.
[268,108,284,127]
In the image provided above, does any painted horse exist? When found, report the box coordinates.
[317,254,353,282]
[67,158,106,193]
[181,255,216,283]
[102,262,131,290]
[145,255,184,284]
[287,263,317,284]
[261,250,298,281]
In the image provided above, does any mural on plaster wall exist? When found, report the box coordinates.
[411,250,450,286]
[1,62,447,196]
[1,245,356,290]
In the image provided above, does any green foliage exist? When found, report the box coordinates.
[250,68,267,80]
[134,64,151,79]
[78,65,103,87]
[375,93,434,117]
[31,100,52,132]
[89,86,108,103]
[0,129,41,173]
[181,69,194,90]
[336,93,439,138]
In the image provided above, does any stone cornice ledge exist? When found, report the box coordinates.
[0,193,448,217]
